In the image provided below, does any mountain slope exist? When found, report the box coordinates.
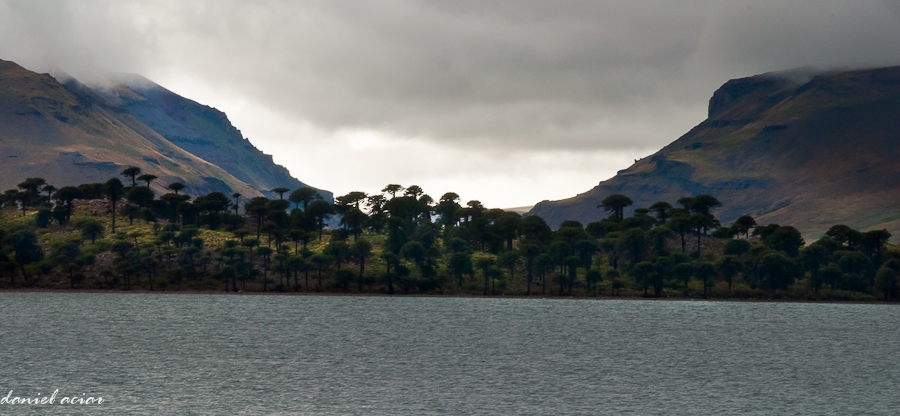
[528,66,900,240]
[102,74,330,200]
[0,59,328,200]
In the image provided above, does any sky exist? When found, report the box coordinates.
[2,1,900,208]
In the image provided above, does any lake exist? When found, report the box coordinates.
[0,293,898,415]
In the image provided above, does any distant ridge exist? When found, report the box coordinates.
[0,58,330,200]
[529,66,900,240]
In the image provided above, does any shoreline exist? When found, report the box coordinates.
[0,287,892,305]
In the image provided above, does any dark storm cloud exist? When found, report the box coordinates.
[2,0,900,152]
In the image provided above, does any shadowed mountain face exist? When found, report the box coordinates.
[0,59,330,200]
[529,66,900,240]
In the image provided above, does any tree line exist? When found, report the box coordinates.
[1,167,898,301]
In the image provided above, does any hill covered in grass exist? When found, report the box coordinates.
[0,58,330,200]
[529,66,900,240]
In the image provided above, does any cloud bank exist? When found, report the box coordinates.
[2,0,900,206]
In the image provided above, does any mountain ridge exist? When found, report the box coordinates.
[0,59,330,201]
[528,65,900,240]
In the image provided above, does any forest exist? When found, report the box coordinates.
[1,167,898,302]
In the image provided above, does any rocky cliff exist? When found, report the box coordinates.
[528,66,900,240]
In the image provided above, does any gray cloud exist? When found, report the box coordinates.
[2,0,900,202]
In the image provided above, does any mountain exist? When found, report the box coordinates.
[528,66,900,240]
[0,58,330,200]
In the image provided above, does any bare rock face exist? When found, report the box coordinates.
[529,66,900,240]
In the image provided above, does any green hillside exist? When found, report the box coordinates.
[529,66,900,240]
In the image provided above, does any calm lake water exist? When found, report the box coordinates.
[0,293,898,415]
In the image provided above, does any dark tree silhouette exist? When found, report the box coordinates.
[733,215,757,238]
[288,187,319,210]
[166,182,186,195]
[271,187,290,200]
[137,174,158,188]
[3,228,44,282]
[599,194,633,222]
[648,201,673,224]
[103,178,126,233]
[519,242,542,295]
[229,193,241,214]
[126,186,155,208]
[52,186,81,222]
[245,197,270,240]
[306,200,335,240]
[351,240,372,292]
[121,167,141,187]
[382,184,404,199]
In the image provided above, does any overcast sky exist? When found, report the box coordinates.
[3,0,900,207]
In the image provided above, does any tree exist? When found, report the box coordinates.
[382,184,404,198]
[519,242,542,295]
[333,269,354,292]
[245,197,270,240]
[763,226,805,257]
[799,243,828,293]
[679,194,722,216]
[620,228,647,267]
[689,213,719,256]
[694,261,717,298]
[520,215,553,242]
[733,215,757,238]
[306,200,335,240]
[121,167,141,187]
[495,212,522,250]
[717,255,742,292]
[309,253,331,290]
[256,246,274,291]
[122,204,141,225]
[340,207,368,239]
[52,186,81,223]
[667,211,692,253]
[585,269,602,296]
[497,251,520,288]
[875,266,899,301]
[351,240,372,292]
[759,251,797,292]
[80,219,105,244]
[17,177,46,195]
[3,228,44,282]
[137,174,158,188]
[632,261,656,297]
[435,192,461,227]
[336,191,368,210]
[288,187,319,210]
[42,184,57,199]
[475,255,496,296]
[231,193,242,214]
[599,194,633,222]
[724,239,751,256]
[861,229,891,260]
[103,178,126,233]
[648,201,673,225]
[673,262,693,297]
[53,242,93,288]
[826,225,862,250]
[381,252,399,294]
[448,252,473,288]
[166,182,186,195]
[271,187,290,200]
[126,186,155,208]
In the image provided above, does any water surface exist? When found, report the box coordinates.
[1,293,898,415]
